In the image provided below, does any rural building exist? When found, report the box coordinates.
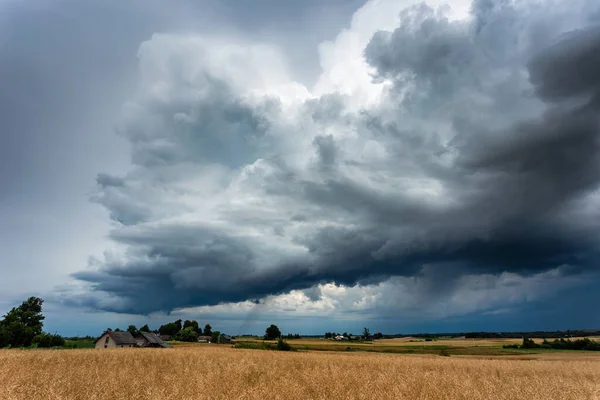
[95,330,138,349]
[137,331,172,348]
[198,335,212,343]
[218,334,232,344]
[159,335,172,341]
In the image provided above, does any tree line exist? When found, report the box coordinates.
[111,319,222,343]
[465,330,600,339]
[504,337,600,351]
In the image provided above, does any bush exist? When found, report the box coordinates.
[502,344,519,349]
[521,338,540,349]
[50,333,65,347]
[276,338,292,351]
[33,333,53,348]
[31,333,64,348]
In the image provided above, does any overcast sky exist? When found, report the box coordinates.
[1,0,600,337]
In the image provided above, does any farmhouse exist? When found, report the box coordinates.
[95,330,137,349]
[137,331,172,348]
[198,335,212,343]
[218,334,232,344]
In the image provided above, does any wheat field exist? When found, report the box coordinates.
[1,346,600,400]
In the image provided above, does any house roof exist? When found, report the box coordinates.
[96,330,138,345]
[140,331,171,348]
[198,336,212,340]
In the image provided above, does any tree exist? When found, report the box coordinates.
[159,322,180,336]
[0,297,45,348]
[265,324,281,340]
[211,330,221,343]
[203,324,212,336]
[127,325,138,336]
[184,320,200,334]
[522,337,540,349]
[139,324,151,333]
[175,319,183,333]
[175,327,198,342]
[363,327,371,339]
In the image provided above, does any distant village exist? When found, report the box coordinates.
[95,319,232,349]
[95,322,382,349]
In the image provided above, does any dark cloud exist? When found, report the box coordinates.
[71,0,600,315]
[528,26,600,102]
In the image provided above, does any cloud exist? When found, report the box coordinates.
[70,0,600,315]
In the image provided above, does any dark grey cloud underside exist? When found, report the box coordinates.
[72,2,600,314]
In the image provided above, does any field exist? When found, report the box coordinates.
[234,336,600,356]
[2,344,600,399]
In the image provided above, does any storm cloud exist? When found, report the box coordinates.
[70,0,600,314]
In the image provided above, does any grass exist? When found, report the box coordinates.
[63,339,96,349]
[1,346,600,399]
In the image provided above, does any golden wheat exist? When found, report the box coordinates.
[1,346,599,400]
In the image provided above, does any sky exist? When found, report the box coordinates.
[1,0,599,337]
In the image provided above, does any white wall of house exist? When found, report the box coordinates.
[94,333,134,349]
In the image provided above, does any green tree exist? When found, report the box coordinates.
[363,327,371,339]
[127,325,138,336]
[174,327,199,342]
[184,320,201,334]
[521,337,539,349]
[211,330,221,343]
[265,324,281,340]
[139,324,151,333]
[0,297,45,348]
[203,324,212,336]
[159,322,180,336]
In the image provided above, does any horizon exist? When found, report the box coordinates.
[2,0,600,337]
